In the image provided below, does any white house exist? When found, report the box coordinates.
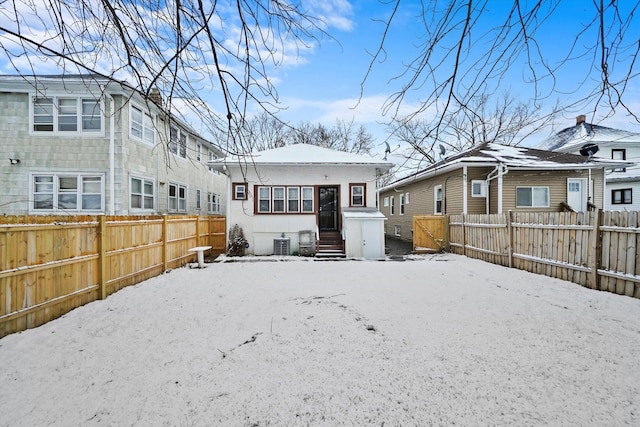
[538,115,640,210]
[0,75,226,216]
[210,144,394,258]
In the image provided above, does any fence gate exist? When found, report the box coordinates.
[413,215,446,252]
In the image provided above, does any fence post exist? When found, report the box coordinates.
[162,215,168,272]
[196,216,201,247]
[507,210,514,268]
[443,215,450,252]
[99,215,107,300]
[590,209,603,290]
[461,213,466,256]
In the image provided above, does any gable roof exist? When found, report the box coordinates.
[381,142,632,191]
[537,121,640,152]
[213,143,393,170]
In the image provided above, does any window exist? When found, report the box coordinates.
[394,225,401,237]
[258,186,271,212]
[350,184,365,207]
[32,174,103,212]
[32,96,102,133]
[405,192,410,205]
[399,193,405,215]
[130,177,154,210]
[383,197,389,207]
[169,126,187,159]
[208,192,221,213]
[196,189,201,210]
[471,180,487,197]
[516,186,549,208]
[288,187,300,212]
[168,183,187,212]
[196,143,202,161]
[130,105,154,144]
[252,185,314,214]
[302,187,314,212]
[612,188,632,205]
[434,185,443,214]
[390,196,395,215]
[612,149,627,172]
[233,183,247,200]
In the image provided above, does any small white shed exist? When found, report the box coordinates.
[341,208,386,260]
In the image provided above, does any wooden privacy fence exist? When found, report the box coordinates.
[413,215,447,253]
[448,211,640,299]
[0,215,226,338]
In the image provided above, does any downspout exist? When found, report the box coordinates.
[485,164,508,214]
[106,93,115,215]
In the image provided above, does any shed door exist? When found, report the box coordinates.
[567,178,587,212]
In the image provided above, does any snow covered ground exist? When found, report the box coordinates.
[1,253,639,426]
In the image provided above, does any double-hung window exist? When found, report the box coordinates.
[434,185,443,214]
[169,126,187,158]
[196,189,202,210]
[130,177,155,210]
[390,196,395,215]
[32,174,103,212]
[233,183,247,200]
[169,183,187,212]
[208,193,221,213]
[302,187,314,212]
[516,186,549,208]
[288,187,300,212]
[32,96,102,133]
[131,105,154,144]
[399,194,405,215]
[272,187,285,212]
[258,187,271,213]
[350,184,365,207]
[612,149,627,173]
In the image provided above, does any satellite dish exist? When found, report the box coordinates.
[438,144,446,156]
[579,143,599,157]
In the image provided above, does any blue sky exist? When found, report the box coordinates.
[1,0,639,160]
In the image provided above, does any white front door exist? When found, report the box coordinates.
[567,178,587,212]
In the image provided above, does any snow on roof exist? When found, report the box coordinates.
[217,144,393,169]
[381,142,631,191]
[538,122,640,151]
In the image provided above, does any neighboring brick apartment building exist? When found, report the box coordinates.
[0,75,226,216]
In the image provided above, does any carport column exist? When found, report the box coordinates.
[462,166,468,214]
[497,164,504,214]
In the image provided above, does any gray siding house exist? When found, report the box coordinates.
[0,75,226,216]
[379,143,632,242]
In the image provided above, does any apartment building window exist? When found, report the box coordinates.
[130,105,154,145]
[169,182,187,212]
[169,126,187,159]
[208,193,221,213]
[258,186,271,212]
[350,184,365,207]
[516,186,549,208]
[32,174,103,212]
[273,187,286,212]
[611,188,632,205]
[32,96,102,133]
[196,189,202,210]
[612,149,627,172]
[390,196,395,215]
[196,143,202,161]
[399,193,405,215]
[130,177,154,210]
[434,185,443,214]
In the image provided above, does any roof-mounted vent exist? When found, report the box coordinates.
[576,114,586,125]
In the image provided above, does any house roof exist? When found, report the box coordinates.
[381,142,633,191]
[537,121,640,152]
[212,143,394,170]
